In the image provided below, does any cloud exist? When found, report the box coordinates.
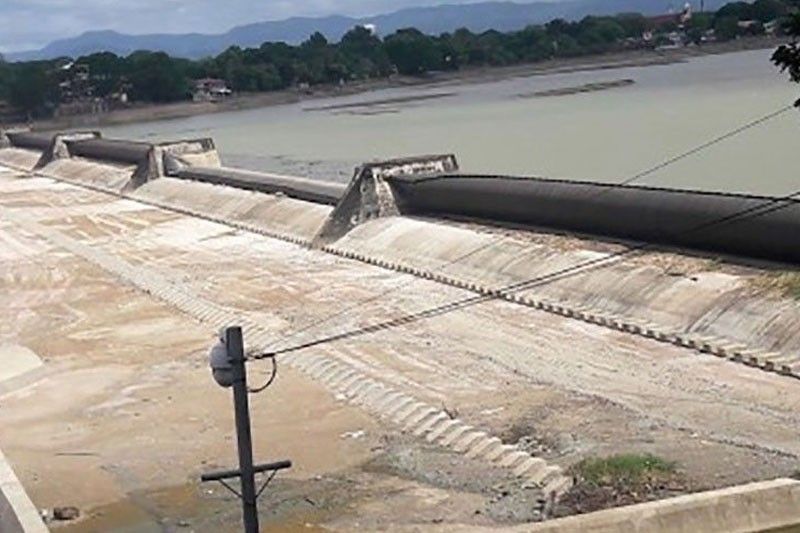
[0,0,513,53]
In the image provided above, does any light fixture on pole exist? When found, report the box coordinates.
[202,326,292,533]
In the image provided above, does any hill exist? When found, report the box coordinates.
[8,0,733,61]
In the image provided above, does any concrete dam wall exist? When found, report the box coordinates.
[1,130,799,381]
[2,129,798,265]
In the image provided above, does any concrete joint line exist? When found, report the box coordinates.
[410,413,448,437]
[343,378,371,398]
[323,368,353,386]
[439,425,475,448]
[465,436,503,459]
[334,374,362,393]
[317,362,343,382]
[306,357,334,376]
[485,443,517,462]
[299,355,324,372]
[403,409,441,433]
[327,369,358,389]
[359,384,391,406]
[514,457,547,478]
[452,431,486,453]
[393,402,427,424]
[351,381,382,402]
[308,358,339,379]
[498,450,531,468]
[535,465,566,486]
[383,396,415,416]
[425,419,460,443]
[374,391,406,411]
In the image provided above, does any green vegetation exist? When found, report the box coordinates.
[773,10,800,105]
[570,454,676,487]
[753,272,800,299]
[0,0,796,119]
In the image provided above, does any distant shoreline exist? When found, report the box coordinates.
[28,35,783,132]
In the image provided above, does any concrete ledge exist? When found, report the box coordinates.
[523,478,800,533]
[0,448,47,533]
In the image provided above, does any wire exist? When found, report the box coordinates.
[616,104,795,188]
[251,186,800,361]
[248,103,798,361]
[248,355,277,393]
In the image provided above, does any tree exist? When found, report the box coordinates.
[8,63,58,117]
[715,1,754,21]
[507,26,554,62]
[78,52,125,97]
[616,13,649,38]
[772,13,800,105]
[714,16,741,41]
[340,26,391,78]
[751,0,787,23]
[384,28,442,74]
[127,51,190,102]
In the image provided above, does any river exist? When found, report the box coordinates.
[103,49,800,196]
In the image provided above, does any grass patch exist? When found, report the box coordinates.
[570,454,676,488]
[553,454,686,518]
[751,272,800,300]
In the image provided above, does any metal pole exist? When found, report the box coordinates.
[226,326,259,533]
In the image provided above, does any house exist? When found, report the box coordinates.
[193,78,232,102]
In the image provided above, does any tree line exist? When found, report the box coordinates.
[0,0,797,118]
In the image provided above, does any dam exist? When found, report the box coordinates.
[1,129,800,530]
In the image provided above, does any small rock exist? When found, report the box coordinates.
[177,519,191,528]
[53,506,80,521]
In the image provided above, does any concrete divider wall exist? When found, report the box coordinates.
[41,158,138,193]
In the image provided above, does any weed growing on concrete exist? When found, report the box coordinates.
[552,454,686,517]
[752,272,800,300]
[570,454,676,487]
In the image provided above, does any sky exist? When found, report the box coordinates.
[0,0,560,53]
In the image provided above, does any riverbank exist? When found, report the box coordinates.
[28,35,784,132]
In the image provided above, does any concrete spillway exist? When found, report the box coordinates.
[2,129,800,378]
[2,129,799,265]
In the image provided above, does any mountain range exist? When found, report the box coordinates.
[7,0,732,62]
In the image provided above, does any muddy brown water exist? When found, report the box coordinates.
[104,49,800,196]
